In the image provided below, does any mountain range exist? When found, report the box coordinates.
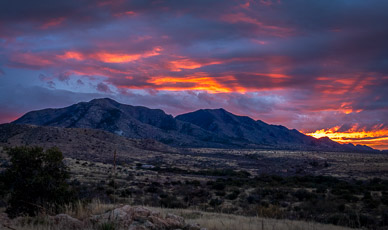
[10,98,376,152]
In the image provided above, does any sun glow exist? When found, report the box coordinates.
[147,74,245,93]
[169,59,221,71]
[58,47,161,63]
[304,125,388,150]
[94,47,161,63]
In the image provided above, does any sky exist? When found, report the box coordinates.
[0,0,387,150]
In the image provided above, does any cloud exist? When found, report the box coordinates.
[57,72,71,82]
[96,82,112,93]
[76,79,84,85]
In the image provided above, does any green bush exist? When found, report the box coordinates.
[0,146,75,217]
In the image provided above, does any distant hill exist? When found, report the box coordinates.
[176,108,376,152]
[11,98,376,152]
[176,108,311,145]
[0,123,177,163]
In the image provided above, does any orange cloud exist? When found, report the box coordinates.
[254,73,290,79]
[66,65,134,79]
[169,59,221,71]
[58,51,84,61]
[94,53,143,63]
[316,75,376,96]
[304,124,388,150]
[147,74,245,93]
[339,102,362,114]
[92,47,161,63]
[58,47,162,63]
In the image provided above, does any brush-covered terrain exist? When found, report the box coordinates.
[0,134,387,229]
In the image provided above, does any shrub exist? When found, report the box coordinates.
[211,181,226,190]
[160,195,185,208]
[226,190,240,200]
[294,189,316,201]
[247,195,260,204]
[215,191,226,196]
[98,222,116,230]
[209,198,222,207]
[0,146,75,217]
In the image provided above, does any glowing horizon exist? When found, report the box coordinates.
[304,125,388,150]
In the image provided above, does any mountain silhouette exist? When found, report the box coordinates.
[12,98,376,152]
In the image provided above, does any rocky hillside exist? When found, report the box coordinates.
[0,123,177,163]
[13,98,229,148]
[12,98,376,152]
[177,108,319,147]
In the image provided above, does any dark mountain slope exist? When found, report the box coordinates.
[12,98,228,147]
[176,108,375,151]
[175,108,306,145]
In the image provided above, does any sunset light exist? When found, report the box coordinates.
[93,48,161,63]
[147,75,244,93]
[305,125,388,150]
[169,59,221,71]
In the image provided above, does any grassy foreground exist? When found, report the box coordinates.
[150,207,356,230]
[3,200,356,230]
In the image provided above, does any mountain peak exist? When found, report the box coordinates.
[197,108,228,113]
[89,98,120,106]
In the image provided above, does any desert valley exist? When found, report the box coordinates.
[0,99,387,230]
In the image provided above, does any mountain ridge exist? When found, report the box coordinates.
[11,98,377,152]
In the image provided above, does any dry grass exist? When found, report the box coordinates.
[62,200,116,220]
[2,201,358,230]
[149,207,356,230]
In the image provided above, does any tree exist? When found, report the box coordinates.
[0,146,75,217]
